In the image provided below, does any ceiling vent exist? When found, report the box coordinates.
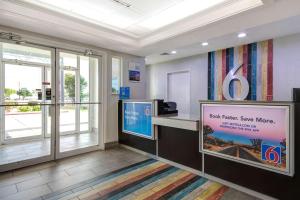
[112,0,131,8]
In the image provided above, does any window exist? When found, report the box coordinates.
[3,43,51,64]
[112,57,121,94]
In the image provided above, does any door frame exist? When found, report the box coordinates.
[0,41,56,172]
[55,49,105,159]
[0,39,107,171]
[0,60,51,144]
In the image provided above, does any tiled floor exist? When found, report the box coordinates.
[0,147,260,200]
[0,133,98,165]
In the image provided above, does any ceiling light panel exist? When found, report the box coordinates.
[139,0,228,30]
[22,0,263,38]
[23,0,141,29]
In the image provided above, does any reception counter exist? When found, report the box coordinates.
[118,99,299,200]
[153,114,202,170]
[118,99,178,155]
[118,99,157,155]
[152,114,199,131]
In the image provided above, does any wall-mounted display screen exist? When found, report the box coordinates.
[200,103,294,176]
[123,102,154,139]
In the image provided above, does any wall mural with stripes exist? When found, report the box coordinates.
[208,39,273,101]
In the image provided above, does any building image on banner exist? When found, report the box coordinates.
[201,103,293,175]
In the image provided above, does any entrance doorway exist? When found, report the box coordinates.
[0,42,103,171]
[56,51,102,158]
[0,42,54,170]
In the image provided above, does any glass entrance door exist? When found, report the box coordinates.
[57,51,101,158]
[0,42,55,171]
[4,63,46,141]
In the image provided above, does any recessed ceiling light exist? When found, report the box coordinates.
[202,42,208,46]
[171,50,177,54]
[238,32,247,38]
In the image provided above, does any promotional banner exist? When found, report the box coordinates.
[128,62,141,82]
[201,104,290,173]
[123,102,153,139]
[129,70,140,82]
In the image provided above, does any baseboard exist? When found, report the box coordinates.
[120,144,156,159]
[104,141,119,149]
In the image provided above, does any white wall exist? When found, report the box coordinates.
[147,33,300,114]
[106,53,146,143]
[273,34,300,101]
[147,54,208,116]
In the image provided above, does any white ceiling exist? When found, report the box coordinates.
[1,0,300,64]
[22,0,231,38]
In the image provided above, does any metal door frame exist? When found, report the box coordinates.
[55,49,103,159]
[0,61,50,144]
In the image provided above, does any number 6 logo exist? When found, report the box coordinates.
[265,146,280,164]
[222,64,249,100]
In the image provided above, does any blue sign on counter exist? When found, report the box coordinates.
[123,102,153,139]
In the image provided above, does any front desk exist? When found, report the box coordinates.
[153,114,202,170]
[199,101,298,200]
[118,100,299,200]
[118,99,157,155]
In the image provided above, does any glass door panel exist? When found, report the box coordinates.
[80,104,89,132]
[4,64,43,140]
[58,52,100,155]
[59,104,76,133]
[5,106,42,140]
[0,50,54,169]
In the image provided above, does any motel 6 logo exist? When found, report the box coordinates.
[261,144,282,164]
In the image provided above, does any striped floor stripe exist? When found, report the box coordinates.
[40,159,251,200]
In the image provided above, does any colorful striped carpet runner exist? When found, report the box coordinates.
[40,159,235,200]
[208,40,273,101]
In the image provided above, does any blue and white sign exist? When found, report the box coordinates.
[123,102,153,139]
[119,87,130,100]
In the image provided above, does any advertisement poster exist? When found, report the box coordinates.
[129,70,140,82]
[123,102,153,139]
[201,104,291,173]
[129,62,141,82]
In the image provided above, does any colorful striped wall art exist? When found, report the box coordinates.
[208,39,273,101]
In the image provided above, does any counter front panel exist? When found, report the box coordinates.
[200,101,298,200]
[157,125,202,171]
[118,100,156,155]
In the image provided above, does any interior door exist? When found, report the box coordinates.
[167,71,191,114]
[56,50,102,158]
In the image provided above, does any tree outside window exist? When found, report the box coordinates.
[17,88,32,100]
[64,73,88,102]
